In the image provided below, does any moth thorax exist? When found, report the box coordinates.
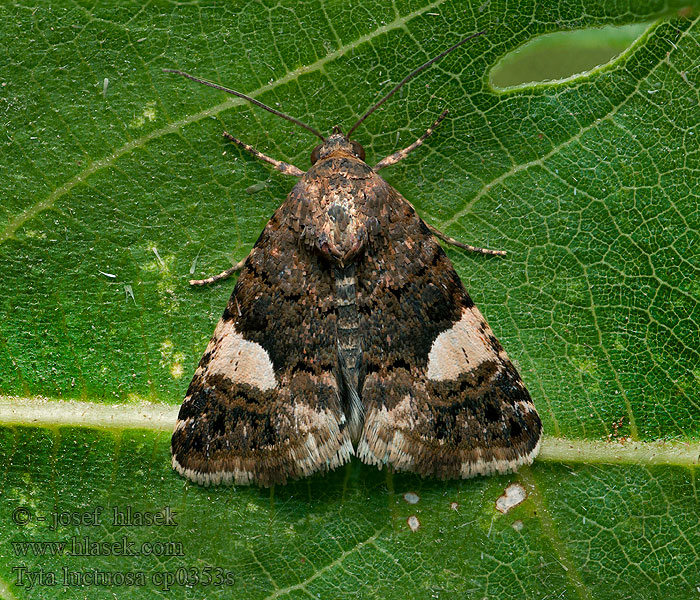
[311,131,365,164]
[320,202,366,265]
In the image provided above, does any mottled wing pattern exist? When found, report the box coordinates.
[356,187,542,478]
[172,205,353,486]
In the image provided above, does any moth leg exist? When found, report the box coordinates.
[426,223,507,256]
[373,109,448,171]
[223,132,305,177]
[189,255,248,286]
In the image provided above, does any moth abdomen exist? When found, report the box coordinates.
[334,263,364,442]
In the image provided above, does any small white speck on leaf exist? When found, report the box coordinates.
[152,246,165,268]
[407,516,420,532]
[496,482,527,514]
[403,492,420,504]
[487,515,495,537]
[98,270,116,278]
[450,502,459,511]
[190,248,202,275]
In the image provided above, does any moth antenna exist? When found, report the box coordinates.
[163,69,326,141]
[346,31,486,138]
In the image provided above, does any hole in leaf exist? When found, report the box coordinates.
[490,23,652,89]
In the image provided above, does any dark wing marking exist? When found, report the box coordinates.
[356,187,542,478]
[172,204,352,486]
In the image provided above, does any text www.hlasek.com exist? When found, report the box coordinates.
[12,536,183,557]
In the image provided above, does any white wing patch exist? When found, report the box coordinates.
[202,319,277,390]
[426,306,502,381]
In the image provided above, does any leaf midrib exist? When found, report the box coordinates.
[1,396,696,467]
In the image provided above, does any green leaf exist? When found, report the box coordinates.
[1,2,699,598]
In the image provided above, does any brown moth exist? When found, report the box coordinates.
[167,34,542,486]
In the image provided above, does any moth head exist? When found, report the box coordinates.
[311,126,366,164]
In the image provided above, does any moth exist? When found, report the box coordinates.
[167,34,542,486]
